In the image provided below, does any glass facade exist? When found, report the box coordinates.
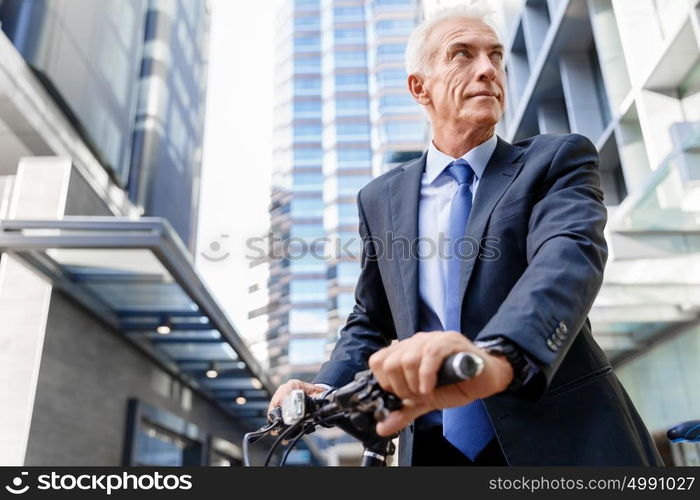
[266,0,326,379]
[366,0,425,177]
[496,0,700,463]
[0,0,147,186]
[129,0,210,251]
[0,0,210,252]
[263,0,426,384]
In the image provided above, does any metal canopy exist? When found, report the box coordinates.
[0,216,273,429]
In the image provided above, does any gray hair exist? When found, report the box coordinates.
[405,2,501,77]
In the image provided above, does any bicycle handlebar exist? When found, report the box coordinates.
[245,351,485,466]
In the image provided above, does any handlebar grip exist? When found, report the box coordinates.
[436,352,485,386]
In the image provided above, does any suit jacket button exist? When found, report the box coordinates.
[558,321,568,334]
[553,336,563,347]
[555,329,566,340]
[546,338,558,351]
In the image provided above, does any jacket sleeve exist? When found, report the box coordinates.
[313,188,397,387]
[476,134,608,399]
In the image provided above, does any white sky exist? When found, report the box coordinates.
[195,0,277,338]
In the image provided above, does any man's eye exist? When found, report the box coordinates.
[492,52,504,60]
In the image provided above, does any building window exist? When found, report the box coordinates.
[380,120,425,141]
[294,78,322,93]
[333,6,364,21]
[335,73,368,90]
[337,148,371,162]
[336,122,370,140]
[375,19,413,36]
[338,202,359,224]
[294,16,320,31]
[289,253,326,273]
[335,97,369,116]
[335,261,360,286]
[376,69,407,86]
[294,100,322,116]
[295,0,319,7]
[123,399,205,466]
[293,123,323,138]
[288,338,328,364]
[334,28,365,41]
[290,198,324,218]
[289,308,328,334]
[290,222,324,239]
[335,50,367,66]
[336,293,356,317]
[290,279,327,302]
[292,172,323,191]
[376,43,406,63]
[336,174,371,195]
[378,93,417,113]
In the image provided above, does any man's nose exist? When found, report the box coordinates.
[475,53,497,80]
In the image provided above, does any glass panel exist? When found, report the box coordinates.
[290,279,327,302]
[288,338,327,364]
[135,423,188,466]
[336,261,360,286]
[50,248,198,313]
[617,125,700,232]
[289,308,328,334]
[157,342,237,361]
[337,293,355,317]
[617,323,700,434]
[290,198,324,218]
[289,253,327,273]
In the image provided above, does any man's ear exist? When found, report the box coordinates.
[408,74,430,106]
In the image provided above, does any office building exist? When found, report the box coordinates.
[0,0,283,466]
[265,0,425,385]
[495,0,700,465]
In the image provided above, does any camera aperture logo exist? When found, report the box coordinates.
[4,471,193,496]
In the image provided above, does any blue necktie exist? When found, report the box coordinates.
[442,159,496,460]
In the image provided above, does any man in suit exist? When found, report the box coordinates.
[269,4,662,466]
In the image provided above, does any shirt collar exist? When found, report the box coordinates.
[425,134,498,184]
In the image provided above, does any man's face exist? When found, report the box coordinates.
[420,18,506,129]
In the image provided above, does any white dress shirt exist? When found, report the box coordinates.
[417,134,498,329]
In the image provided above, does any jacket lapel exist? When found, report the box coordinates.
[456,137,525,312]
[388,153,426,335]
[386,138,524,336]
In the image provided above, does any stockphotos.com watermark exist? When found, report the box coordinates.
[234,232,502,266]
[4,471,192,496]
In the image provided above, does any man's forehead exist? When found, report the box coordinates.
[432,17,500,47]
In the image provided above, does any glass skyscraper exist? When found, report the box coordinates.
[266,0,327,384]
[263,0,426,393]
[367,0,426,176]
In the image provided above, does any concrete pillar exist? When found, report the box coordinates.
[521,1,551,67]
[560,52,606,141]
[0,156,72,465]
[537,100,570,134]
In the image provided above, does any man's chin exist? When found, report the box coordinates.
[459,109,499,128]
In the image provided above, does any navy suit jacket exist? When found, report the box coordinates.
[314,133,663,466]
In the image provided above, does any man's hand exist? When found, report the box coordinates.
[267,379,327,418]
[368,331,514,437]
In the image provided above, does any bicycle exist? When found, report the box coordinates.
[243,351,485,466]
